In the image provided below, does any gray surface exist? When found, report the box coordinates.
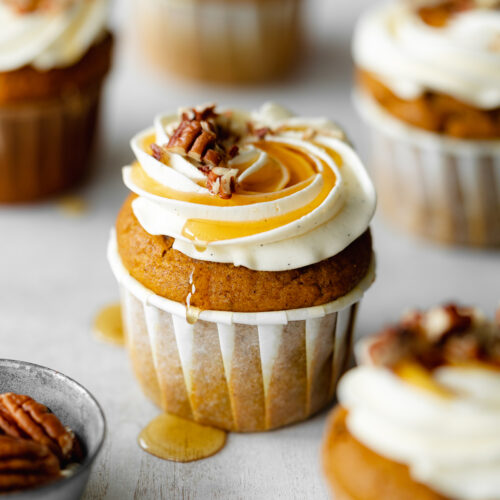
[0,360,105,500]
[0,0,499,499]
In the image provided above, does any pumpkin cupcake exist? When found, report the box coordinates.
[108,102,376,431]
[132,0,303,83]
[0,0,113,202]
[323,304,500,500]
[353,0,500,246]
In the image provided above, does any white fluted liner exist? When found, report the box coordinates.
[133,0,302,83]
[108,234,374,431]
[356,92,500,247]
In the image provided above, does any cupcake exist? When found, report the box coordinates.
[353,0,500,246]
[108,102,376,431]
[0,0,113,203]
[133,0,303,83]
[323,304,500,500]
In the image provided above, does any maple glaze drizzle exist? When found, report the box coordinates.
[138,413,227,463]
[185,269,201,325]
[132,136,343,244]
[93,303,124,345]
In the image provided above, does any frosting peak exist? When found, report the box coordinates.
[123,103,376,272]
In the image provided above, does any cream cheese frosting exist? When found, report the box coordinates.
[353,1,500,109]
[339,364,500,500]
[339,304,500,500]
[122,103,376,272]
[0,0,109,71]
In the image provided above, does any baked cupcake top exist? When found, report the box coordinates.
[0,0,109,71]
[123,103,376,272]
[353,0,500,109]
[338,304,500,500]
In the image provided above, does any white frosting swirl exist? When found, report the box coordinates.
[123,103,376,272]
[353,1,500,109]
[0,0,109,71]
[339,363,500,499]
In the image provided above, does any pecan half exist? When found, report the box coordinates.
[0,435,60,492]
[0,394,81,464]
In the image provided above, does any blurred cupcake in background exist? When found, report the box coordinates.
[353,0,500,247]
[132,0,303,83]
[323,303,500,500]
[0,0,113,203]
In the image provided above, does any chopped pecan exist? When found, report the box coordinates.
[159,105,241,197]
[0,394,81,464]
[443,335,480,364]
[150,143,166,162]
[254,127,272,140]
[370,304,500,371]
[0,435,60,492]
[167,120,203,156]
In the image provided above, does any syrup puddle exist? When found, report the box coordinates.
[138,413,226,463]
[93,303,124,345]
[57,195,88,216]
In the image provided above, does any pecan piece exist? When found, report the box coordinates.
[0,394,81,464]
[0,435,60,492]
[161,105,242,197]
[188,129,216,162]
[167,120,202,155]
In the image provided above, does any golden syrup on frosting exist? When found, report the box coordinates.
[130,162,314,206]
[93,303,124,345]
[135,135,343,243]
[181,151,339,242]
[138,413,227,463]
[395,362,453,398]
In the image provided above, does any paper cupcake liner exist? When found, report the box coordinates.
[355,92,500,247]
[108,234,375,431]
[133,0,302,83]
[0,84,103,203]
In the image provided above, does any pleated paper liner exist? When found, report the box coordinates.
[0,84,103,203]
[133,0,302,83]
[108,234,375,432]
[356,91,500,247]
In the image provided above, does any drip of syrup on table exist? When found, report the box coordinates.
[185,269,201,325]
[138,413,226,462]
[57,195,88,216]
[93,303,124,345]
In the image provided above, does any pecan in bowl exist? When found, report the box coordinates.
[0,360,105,499]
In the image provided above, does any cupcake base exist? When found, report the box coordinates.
[0,85,102,202]
[356,91,500,247]
[109,234,375,432]
[133,0,302,83]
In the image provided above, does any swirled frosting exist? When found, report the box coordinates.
[338,306,500,500]
[123,103,376,272]
[353,1,500,109]
[0,0,109,71]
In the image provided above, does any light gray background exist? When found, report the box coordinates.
[0,1,499,498]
